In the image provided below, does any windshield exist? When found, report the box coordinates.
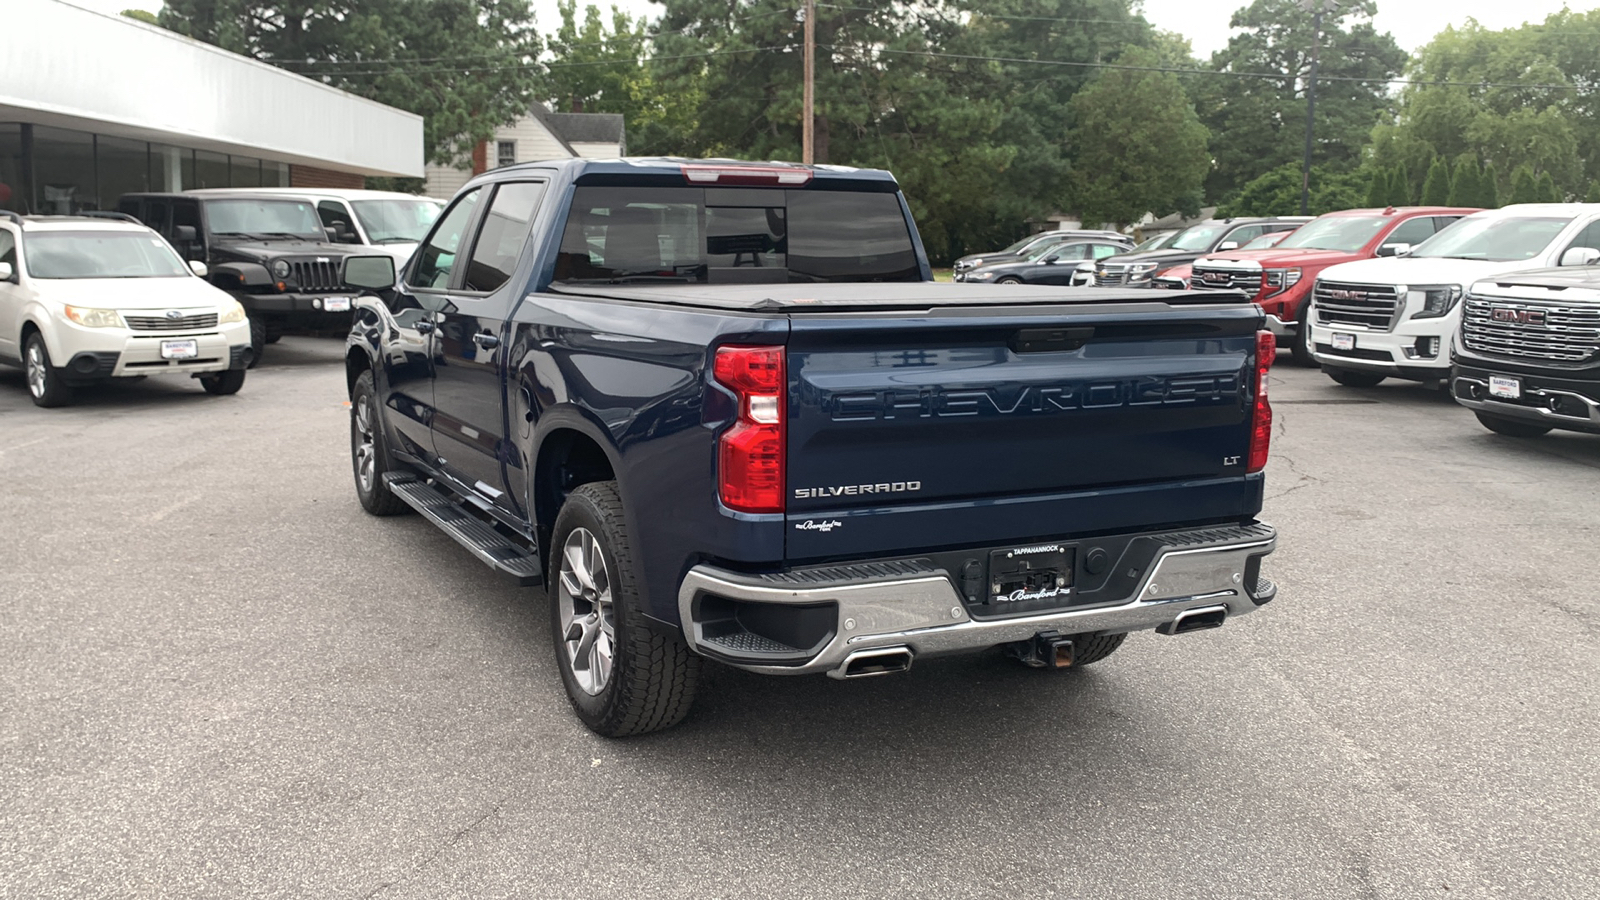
[1168,224,1229,252]
[554,185,920,284]
[1411,216,1570,262]
[351,198,444,244]
[1132,231,1179,253]
[999,234,1041,254]
[25,231,189,279]
[1241,232,1288,250]
[1276,215,1389,252]
[204,198,322,238]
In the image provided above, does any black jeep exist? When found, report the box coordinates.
[118,192,372,365]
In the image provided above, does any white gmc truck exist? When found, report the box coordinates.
[1307,204,1600,387]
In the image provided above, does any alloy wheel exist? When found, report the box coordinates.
[557,527,616,696]
[353,395,376,493]
[25,343,46,399]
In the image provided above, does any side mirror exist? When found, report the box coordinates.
[1376,242,1411,258]
[1042,255,1060,264]
[1218,241,1239,251]
[0,261,13,281]
[344,255,397,291]
[1560,247,1600,267]
[188,260,208,278]
[174,225,197,243]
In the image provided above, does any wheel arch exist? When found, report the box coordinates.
[344,346,373,395]
[19,312,65,364]
[531,417,621,544]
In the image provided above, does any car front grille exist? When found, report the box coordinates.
[289,259,342,292]
[1461,297,1600,362]
[1315,281,1401,331]
[1094,264,1128,286]
[1189,266,1261,293]
[123,313,220,331]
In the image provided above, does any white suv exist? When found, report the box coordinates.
[0,213,252,407]
[1308,204,1600,387]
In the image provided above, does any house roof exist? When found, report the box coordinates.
[527,104,626,156]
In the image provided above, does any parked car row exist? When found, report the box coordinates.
[0,188,441,406]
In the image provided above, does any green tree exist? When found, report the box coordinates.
[121,8,160,25]
[1480,162,1500,208]
[1446,156,1479,207]
[1536,171,1560,202]
[1195,0,1407,201]
[159,0,543,166]
[1389,164,1411,206]
[544,2,696,154]
[1363,168,1388,207]
[1067,48,1210,228]
[1588,182,1600,204]
[1219,163,1368,216]
[1420,156,1451,205]
[1509,165,1538,205]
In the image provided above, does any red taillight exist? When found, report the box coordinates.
[682,164,813,186]
[713,345,786,512]
[1248,330,1274,473]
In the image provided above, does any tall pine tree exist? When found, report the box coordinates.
[1447,157,1479,207]
[1588,182,1600,204]
[1389,164,1411,206]
[1364,169,1389,207]
[1536,171,1560,203]
[1481,163,1501,208]
[1420,157,1451,205]
[1510,166,1539,205]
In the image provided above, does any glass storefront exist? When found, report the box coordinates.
[0,122,295,213]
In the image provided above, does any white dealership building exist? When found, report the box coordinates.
[0,0,424,215]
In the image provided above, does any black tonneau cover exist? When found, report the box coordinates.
[546,282,1249,312]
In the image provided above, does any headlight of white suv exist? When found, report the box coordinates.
[1410,284,1463,319]
[218,298,247,324]
[63,306,123,328]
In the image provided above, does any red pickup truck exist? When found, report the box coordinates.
[1187,207,1479,364]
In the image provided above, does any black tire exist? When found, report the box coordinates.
[550,481,701,737]
[23,332,74,408]
[1325,367,1386,388]
[996,276,1023,285]
[200,369,246,396]
[264,333,281,345]
[350,370,409,516]
[1290,303,1316,367]
[1069,632,1126,667]
[247,317,266,369]
[1474,412,1552,438]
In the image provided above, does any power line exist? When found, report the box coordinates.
[288,47,790,79]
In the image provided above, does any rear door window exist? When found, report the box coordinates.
[409,188,483,290]
[463,181,546,293]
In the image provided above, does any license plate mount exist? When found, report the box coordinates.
[322,296,352,313]
[160,339,199,360]
[1331,332,1356,351]
[988,544,1074,605]
[1489,375,1521,399]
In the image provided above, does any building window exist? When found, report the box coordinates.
[31,125,95,214]
[98,136,151,207]
[496,141,516,168]
[0,123,22,212]
[195,149,229,189]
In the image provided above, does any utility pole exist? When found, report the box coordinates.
[803,0,815,164]
[1300,0,1334,215]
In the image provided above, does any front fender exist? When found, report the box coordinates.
[21,305,68,364]
[211,262,272,290]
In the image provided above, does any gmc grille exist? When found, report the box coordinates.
[1462,298,1600,362]
[1189,266,1261,293]
[289,259,342,292]
[124,313,220,331]
[1315,281,1400,331]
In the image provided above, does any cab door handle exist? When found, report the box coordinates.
[473,332,500,350]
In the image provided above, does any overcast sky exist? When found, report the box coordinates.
[72,0,1598,57]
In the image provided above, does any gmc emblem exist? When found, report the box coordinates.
[1491,308,1546,325]
[1328,289,1367,301]
[1201,271,1229,283]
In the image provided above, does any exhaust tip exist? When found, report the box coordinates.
[1157,605,1228,636]
[831,647,913,680]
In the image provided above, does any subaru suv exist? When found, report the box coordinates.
[0,212,250,407]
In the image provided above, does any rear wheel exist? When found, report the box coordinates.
[1474,412,1551,438]
[350,370,409,516]
[551,481,700,737]
[996,276,1023,285]
[1325,367,1386,388]
[200,369,246,396]
[23,333,74,408]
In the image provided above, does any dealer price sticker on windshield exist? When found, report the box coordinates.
[160,339,199,360]
[1489,375,1521,399]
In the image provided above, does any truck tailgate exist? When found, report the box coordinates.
[785,301,1265,559]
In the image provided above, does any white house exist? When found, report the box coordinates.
[424,104,625,200]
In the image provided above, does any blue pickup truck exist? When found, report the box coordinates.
[342,158,1280,736]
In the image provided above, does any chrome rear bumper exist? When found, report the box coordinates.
[677,523,1277,677]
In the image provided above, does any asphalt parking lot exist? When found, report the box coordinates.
[2,336,1598,899]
